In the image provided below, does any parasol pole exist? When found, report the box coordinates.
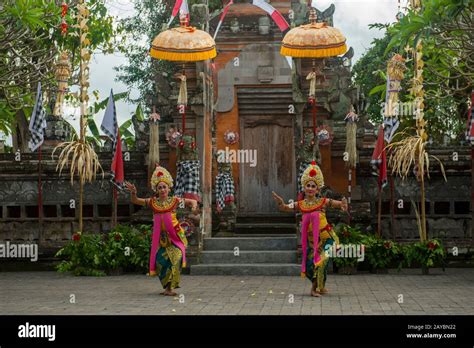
[309,9,318,138]
[347,167,352,225]
[38,144,43,242]
[311,59,316,136]
[112,185,117,228]
[377,178,382,238]
[182,64,186,133]
[389,170,395,239]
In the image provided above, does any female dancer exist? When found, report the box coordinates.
[125,166,198,296]
[272,161,347,297]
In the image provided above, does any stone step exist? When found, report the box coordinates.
[236,214,295,224]
[200,250,297,264]
[190,263,300,276]
[235,223,296,234]
[203,236,297,251]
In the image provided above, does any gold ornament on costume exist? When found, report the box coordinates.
[150,166,174,191]
[300,161,324,189]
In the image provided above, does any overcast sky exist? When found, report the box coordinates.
[2,0,405,144]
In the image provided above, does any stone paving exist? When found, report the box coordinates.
[0,269,473,315]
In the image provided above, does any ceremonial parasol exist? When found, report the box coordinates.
[280,7,347,141]
[150,15,216,133]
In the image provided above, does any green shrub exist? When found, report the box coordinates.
[361,234,402,270]
[55,232,106,276]
[332,223,364,268]
[402,239,446,269]
[55,224,153,276]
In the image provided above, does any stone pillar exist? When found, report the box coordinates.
[192,1,213,239]
[202,63,213,239]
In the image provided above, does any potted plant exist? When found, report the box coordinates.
[402,239,446,274]
[362,234,401,273]
[332,223,364,275]
[55,232,106,276]
[55,224,153,276]
[103,224,152,275]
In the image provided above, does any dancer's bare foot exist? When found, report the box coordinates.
[319,288,329,294]
[161,289,177,296]
[311,280,319,297]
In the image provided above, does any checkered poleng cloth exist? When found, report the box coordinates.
[297,161,311,195]
[466,92,474,145]
[175,160,201,201]
[28,82,47,152]
[215,171,235,210]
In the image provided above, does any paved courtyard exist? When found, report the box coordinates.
[0,269,473,315]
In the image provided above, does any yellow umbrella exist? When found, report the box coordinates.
[281,10,346,58]
[151,25,216,62]
[280,8,347,139]
[150,16,217,132]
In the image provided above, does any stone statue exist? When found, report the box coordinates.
[296,129,321,164]
[177,134,198,161]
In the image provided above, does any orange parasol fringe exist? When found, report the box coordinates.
[150,48,217,62]
[280,44,347,58]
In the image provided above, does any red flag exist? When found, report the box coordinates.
[171,0,183,16]
[371,125,387,188]
[112,130,124,184]
[252,0,289,32]
[213,0,233,39]
[219,0,233,22]
[168,0,189,26]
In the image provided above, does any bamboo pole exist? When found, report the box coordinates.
[79,172,83,233]
[38,145,43,243]
[112,187,117,228]
[420,171,427,241]
[472,147,474,240]
[78,0,86,233]
[377,184,382,238]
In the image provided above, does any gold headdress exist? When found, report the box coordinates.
[301,161,324,189]
[150,166,173,191]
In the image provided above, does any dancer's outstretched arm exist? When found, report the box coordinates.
[182,198,199,213]
[326,197,348,212]
[272,191,296,213]
[125,181,150,206]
